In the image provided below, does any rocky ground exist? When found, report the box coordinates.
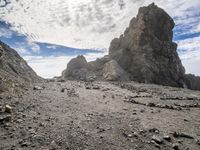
[0,80,200,150]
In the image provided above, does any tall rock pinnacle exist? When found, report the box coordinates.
[109,3,185,87]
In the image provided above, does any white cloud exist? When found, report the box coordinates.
[177,36,200,76]
[24,55,74,78]
[177,36,200,59]
[0,27,13,38]
[182,58,200,76]
[46,45,58,50]
[0,0,199,49]
[13,40,40,54]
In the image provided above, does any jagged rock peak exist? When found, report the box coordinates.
[109,3,185,87]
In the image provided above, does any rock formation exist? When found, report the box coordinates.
[62,55,88,80]
[108,3,185,87]
[62,3,200,91]
[103,60,129,81]
[184,74,200,91]
[0,40,41,92]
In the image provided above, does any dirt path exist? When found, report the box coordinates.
[0,81,200,150]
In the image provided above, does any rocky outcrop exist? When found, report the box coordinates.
[103,60,129,81]
[62,55,88,80]
[62,3,200,91]
[62,55,111,81]
[0,40,41,92]
[109,3,185,87]
[184,74,200,91]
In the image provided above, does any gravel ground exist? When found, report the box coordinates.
[0,81,200,150]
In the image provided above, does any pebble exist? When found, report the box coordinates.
[5,105,12,113]
[50,140,59,150]
[0,115,11,123]
[147,102,156,107]
[172,143,179,150]
[33,86,43,90]
[152,135,163,144]
[16,119,23,123]
[132,112,137,115]
[163,135,171,141]
[195,139,200,145]
[140,109,145,113]
[60,88,65,92]
[173,132,194,139]
[93,85,100,90]
[149,128,159,133]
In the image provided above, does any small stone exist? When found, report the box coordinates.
[60,88,65,92]
[155,130,159,134]
[172,143,179,150]
[140,109,145,113]
[16,119,23,123]
[21,142,28,147]
[152,135,163,144]
[128,134,133,138]
[99,114,105,117]
[0,115,11,123]
[133,132,138,137]
[33,86,43,90]
[50,140,58,150]
[149,128,159,133]
[163,135,171,141]
[147,102,156,107]
[5,105,12,113]
[173,132,194,139]
[195,139,200,145]
[93,85,100,90]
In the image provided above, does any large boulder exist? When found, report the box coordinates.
[109,3,185,87]
[62,55,88,80]
[103,60,129,81]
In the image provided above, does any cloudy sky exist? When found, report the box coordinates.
[0,0,200,78]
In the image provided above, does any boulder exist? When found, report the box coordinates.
[103,60,129,81]
[62,55,88,80]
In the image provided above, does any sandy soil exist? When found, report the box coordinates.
[0,81,200,150]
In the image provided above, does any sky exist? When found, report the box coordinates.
[0,0,200,78]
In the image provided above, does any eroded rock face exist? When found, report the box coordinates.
[62,55,88,80]
[109,3,185,87]
[0,41,42,93]
[103,60,129,81]
[184,74,200,91]
[62,55,111,81]
[0,41,41,83]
